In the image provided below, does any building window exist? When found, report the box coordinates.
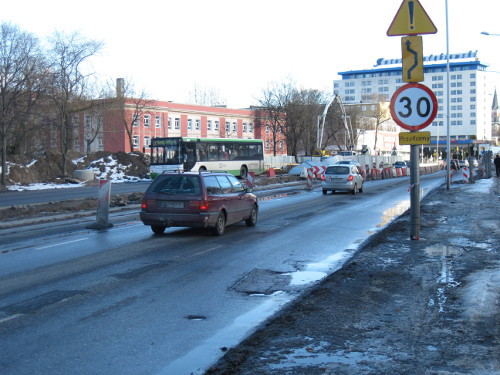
[168,117,172,129]
[187,119,193,130]
[144,136,151,147]
[225,121,230,132]
[155,115,161,128]
[266,124,270,134]
[195,119,200,130]
[144,114,150,127]
[243,122,247,132]
[471,112,476,118]
[175,118,180,129]
[249,123,254,132]
[133,135,139,147]
[215,121,219,131]
[233,122,237,132]
[132,116,139,127]
[207,120,212,131]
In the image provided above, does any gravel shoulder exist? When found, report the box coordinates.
[206,178,500,375]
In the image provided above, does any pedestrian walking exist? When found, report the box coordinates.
[494,154,500,177]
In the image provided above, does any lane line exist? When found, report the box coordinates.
[36,238,87,250]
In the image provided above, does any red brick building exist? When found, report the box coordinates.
[80,90,287,156]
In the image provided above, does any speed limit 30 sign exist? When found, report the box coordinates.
[390,83,437,131]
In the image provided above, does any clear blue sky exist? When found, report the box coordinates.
[2,0,500,108]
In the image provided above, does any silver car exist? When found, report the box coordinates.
[322,165,364,195]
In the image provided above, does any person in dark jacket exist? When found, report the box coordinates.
[494,154,500,177]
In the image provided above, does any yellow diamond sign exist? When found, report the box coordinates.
[387,0,437,36]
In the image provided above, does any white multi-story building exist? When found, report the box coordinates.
[334,51,493,157]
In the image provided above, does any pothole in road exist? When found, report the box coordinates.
[185,315,207,321]
[231,269,291,295]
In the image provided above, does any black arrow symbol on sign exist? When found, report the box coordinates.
[405,40,419,80]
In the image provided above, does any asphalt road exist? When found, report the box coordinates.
[0,173,445,374]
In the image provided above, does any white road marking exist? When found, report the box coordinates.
[36,238,87,250]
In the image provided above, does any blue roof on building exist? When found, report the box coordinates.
[338,51,487,77]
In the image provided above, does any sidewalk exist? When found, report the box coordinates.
[207,177,500,375]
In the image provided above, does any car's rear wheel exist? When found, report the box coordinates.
[352,184,357,195]
[359,183,363,193]
[199,166,207,172]
[322,189,328,195]
[151,225,166,234]
[245,205,258,226]
[212,212,226,236]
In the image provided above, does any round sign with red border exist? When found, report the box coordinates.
[390,83,437,131]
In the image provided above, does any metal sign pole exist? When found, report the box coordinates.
[410,142,420,239]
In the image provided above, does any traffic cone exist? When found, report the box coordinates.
[267,168,276,177]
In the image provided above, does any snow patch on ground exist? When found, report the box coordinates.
[460,178,494,194]
[461,264,500,320]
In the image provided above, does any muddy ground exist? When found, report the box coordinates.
[206,179,500,374]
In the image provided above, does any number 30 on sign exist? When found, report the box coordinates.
[390,83,437,131]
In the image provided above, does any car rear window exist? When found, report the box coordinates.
[326,166,350,174]
[150,175,201,195]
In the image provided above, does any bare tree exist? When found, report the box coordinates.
[46,31,103,174]
[283,89,325,161]
[113,78,154,152]
[257,81,294,156]
[366,99,392,155]
[187,83,225,107]
[0,23,45,186]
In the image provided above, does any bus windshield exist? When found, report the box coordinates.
[151,138,185,165]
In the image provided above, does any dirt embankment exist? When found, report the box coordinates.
[4,151,150,187]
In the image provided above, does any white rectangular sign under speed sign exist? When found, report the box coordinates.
[390,83,438,131]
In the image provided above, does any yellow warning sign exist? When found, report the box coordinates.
[399,131,431,145]
[402,36,424,82]
[387,0,437,36]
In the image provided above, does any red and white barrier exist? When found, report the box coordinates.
[246,172,255,190]
[306,168,314,190]
[462,167,469,183]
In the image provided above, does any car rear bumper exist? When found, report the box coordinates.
[322,181,356,191]
[140,211,218,228]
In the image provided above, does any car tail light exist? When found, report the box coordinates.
[347,175,354,181]
[188,200,209,211]
[141,199,156,210]
[321,174,325,181]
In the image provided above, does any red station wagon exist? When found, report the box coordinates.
[140,172,258,236]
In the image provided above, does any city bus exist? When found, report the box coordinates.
[149,137,265,179]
